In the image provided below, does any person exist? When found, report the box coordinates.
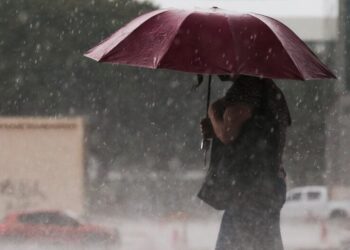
[198,75,291,250]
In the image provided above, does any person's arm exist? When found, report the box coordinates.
[208,100,253,144]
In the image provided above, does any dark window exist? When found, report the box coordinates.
[289,192,301,201]
[19,212,51,225]
[19,212,79,227]
[307,192,321,201]
[47,213,80,227]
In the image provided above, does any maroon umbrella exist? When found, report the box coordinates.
[84,8,336,158]
[84,8,335,80]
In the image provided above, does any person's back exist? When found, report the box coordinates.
[219,110,286,208]
[198,75,290,250]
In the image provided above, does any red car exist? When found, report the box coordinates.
[0,210,119,248]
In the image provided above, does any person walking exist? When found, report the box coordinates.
[198,75,291,250]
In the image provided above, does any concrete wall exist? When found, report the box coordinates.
[0,117,84,217]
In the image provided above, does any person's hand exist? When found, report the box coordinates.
[200,117,214,139]
[208,98,226,120]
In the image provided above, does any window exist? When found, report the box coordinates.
[19,212,79,227]
[307,191,321,201]
[19,212,51,225]
[48,213,80,227]
[287,192,301,202]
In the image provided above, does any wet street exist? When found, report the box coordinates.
[1,218,345,250]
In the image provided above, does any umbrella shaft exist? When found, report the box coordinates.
[202,75,212,166]
[206,75,212,118]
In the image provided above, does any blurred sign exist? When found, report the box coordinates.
[0,117,85,217]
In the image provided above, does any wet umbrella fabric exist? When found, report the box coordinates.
[84,8,335,80]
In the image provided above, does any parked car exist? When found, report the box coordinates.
[281,186,350,221]
[0,210,119,248]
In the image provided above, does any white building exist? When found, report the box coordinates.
[150,0,338,41]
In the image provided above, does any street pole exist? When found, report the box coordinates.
[327,0,349,185]
[343,0,350,92]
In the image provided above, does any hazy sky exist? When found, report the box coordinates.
[149,0,338,18]
[144,0,338,41]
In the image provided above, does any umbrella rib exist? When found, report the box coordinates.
[224,14,240,74]
[155,12,194,68]
[248,13,305,80]
[252,14,336,79]
[98,9,169,61]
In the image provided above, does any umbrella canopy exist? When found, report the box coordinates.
[85,8,335,80]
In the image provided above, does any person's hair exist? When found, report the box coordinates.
[224,75,291,126]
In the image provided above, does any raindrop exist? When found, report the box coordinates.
[166,98,174,106]
[36,44,41,52]
[18,11,28,23]
[250,34,257,40]
[174,38,181,45]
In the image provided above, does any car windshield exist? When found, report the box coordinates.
[19,212,80,227]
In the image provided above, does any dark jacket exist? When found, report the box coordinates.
[198,112,286,210]
[198,76,289,211]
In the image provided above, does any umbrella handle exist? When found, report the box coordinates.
[201,75,212,165]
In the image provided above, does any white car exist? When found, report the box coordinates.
[281,186,350,220]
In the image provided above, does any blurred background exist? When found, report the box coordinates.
[0,0,350,249]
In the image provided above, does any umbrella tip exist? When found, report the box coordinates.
[211,6,220,10]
